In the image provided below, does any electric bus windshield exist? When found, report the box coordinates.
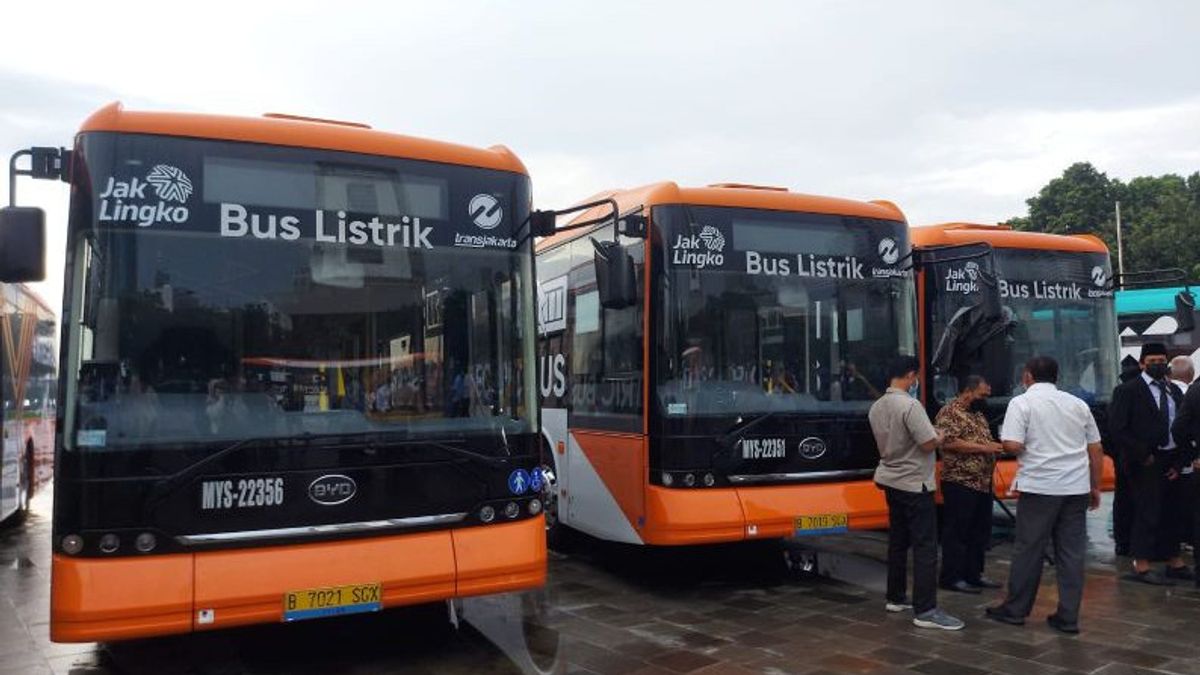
[64,133,536,454]
[926,248,1117,407]
[653,205,916,418]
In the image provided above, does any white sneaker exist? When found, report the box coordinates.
[885,601,913,613]
[913,607,965,631]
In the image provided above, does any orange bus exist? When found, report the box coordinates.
[912,223,1118,495]
[0,283,56,526]
[534,182,916,545]
[3,103,546,642]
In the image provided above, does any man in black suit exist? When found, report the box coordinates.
[1109,343,1190,584]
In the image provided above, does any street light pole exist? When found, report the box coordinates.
[1115,200,1124,277]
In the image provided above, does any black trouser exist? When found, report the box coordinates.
[1112,459,1133,554]
[999,492,1088,624]
[940,481,992,586]
[883,485,938,614]
[1130,459,1181,561]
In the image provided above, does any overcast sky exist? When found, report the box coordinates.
[2,0,1198,310]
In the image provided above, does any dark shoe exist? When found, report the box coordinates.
[966,577,1002,590]
[942,580,982,594]
[1046,614,1080,634]
[1124,570,1174,586]
[985,606,1025,626]
[1165,566,1195,581]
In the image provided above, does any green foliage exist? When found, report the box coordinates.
[1008,163,1200,280]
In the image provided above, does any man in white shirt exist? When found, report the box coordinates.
[985,356,1104,634]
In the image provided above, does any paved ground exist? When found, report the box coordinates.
[3,490,1199,674]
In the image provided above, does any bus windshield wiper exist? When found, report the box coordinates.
[718,412,776,451]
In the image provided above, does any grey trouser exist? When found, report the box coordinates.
[999,492,1089,624]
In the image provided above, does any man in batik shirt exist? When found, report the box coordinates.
[936,375,1004,593]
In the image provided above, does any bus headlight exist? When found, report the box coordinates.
[683,473,696,487]
[61,534,84,555]
[98,534,120,554]
[504,502,521,519]
[703,473,716,487]
[661,472,674,487]
[135,532,157,553]
[528,498,543,516]
[480,505,496,523]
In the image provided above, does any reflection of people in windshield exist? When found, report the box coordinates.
[834,360,882,400]
[206,374,249,434]
[682,342,706,387]
[766,360,797,394]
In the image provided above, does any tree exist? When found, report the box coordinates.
[1007,163,1200,279]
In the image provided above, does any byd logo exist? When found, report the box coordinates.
[798,436,828,460]
[308,474,357,506]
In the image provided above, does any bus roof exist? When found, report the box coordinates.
[1116,286,1197,315]
[912,222,1109,254]
[79,102,528,175]
[539,181,905,250]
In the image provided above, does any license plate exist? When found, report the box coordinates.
[794,513,849,536]
[283,582,382,622]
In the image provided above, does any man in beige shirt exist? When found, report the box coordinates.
[869,356,962,631]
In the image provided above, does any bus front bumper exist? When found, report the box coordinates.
[50,517,546,643]
[640,480,888,546]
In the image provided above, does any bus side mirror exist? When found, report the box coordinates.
[1175,290,1195,333]
[0,206,46,282]
[592,238,637,309]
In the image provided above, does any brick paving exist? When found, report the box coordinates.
[2,491,1198,674]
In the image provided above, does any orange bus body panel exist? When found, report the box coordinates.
[643,486,747,545]
[573,431,647,534]
[641,481,889,545]
[453,517,547,597]
[51,519,546,642]
[991,456,1115,498]
[51,554,194,642]
[79,102,528,175]
[737,481,889,537]
[191,530,457,632]
[911,222,1110,254]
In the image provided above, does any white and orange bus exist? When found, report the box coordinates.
[0,281,56,525]
[912,223,1118,494]
[534,182,916,545]
[3,103,546,641]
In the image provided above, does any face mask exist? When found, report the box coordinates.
[907,383,920,399]
[1146,363,1169,380]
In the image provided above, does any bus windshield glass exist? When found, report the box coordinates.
[654,205,916,417]
[927,247,1117,407]
[64,133,535,451]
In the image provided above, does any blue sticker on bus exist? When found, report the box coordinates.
[508,469,531,495]
[529,468,544,492]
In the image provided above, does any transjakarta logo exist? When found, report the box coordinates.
[1091,266,1108,288]
[741,437,786,459]
[98,165,193,227]
[878,238,900,265]
[469,193,503,230]
[672,226,726,268]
